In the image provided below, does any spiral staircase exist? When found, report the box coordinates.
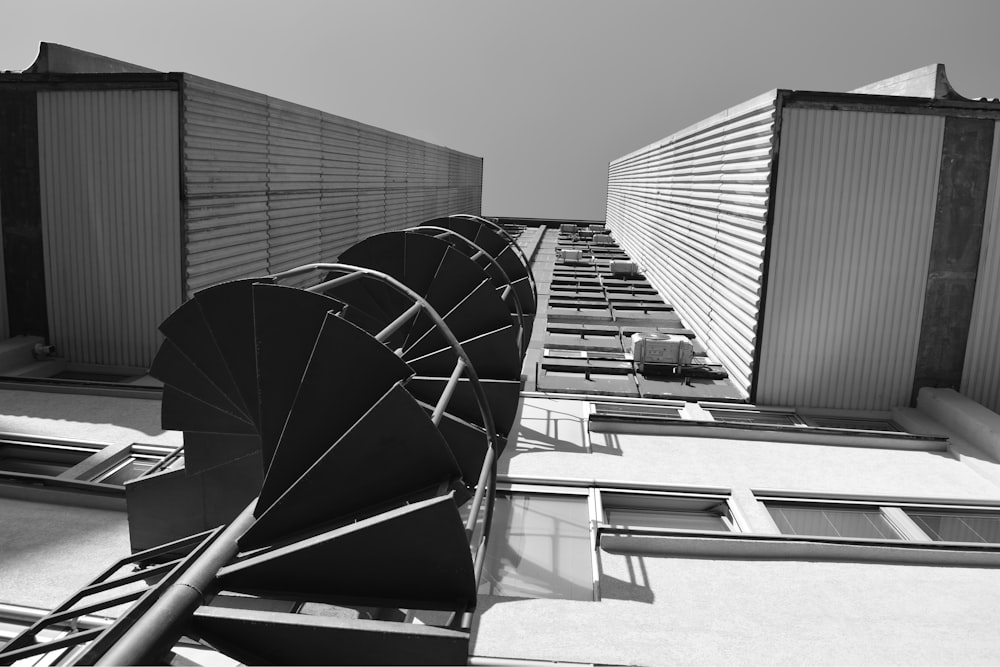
[0,215,535,666]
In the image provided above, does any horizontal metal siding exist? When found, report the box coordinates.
[0,198,6,339]
[961,120,1000,413]
[757,108,944,409]
[182,76,481,295]
[36,89,182,367]
[267,99,322,275]
[183,75,270,293]
[607,91,778,396]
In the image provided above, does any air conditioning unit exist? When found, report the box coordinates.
[558,248,587,264]
[609,260,639,276]
[631,333,693,370]
[560,223,577,234]
[593,233,613,245]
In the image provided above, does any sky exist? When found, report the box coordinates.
[2,0,999,220]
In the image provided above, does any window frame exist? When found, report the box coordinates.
[756,493,1000,546]
[596,488,743,537]
[87,443,183,486]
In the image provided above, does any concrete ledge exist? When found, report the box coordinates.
[600,531,1000,568]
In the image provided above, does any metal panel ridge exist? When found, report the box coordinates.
[757,108,944,410]
[961,120,1000,413]
[606,90,778,396]
[37,89,182,367]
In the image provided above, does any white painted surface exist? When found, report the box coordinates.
[961,120,1000,414]
[37,89,183,367]
[757,108,944,409]
[606,91,777,397]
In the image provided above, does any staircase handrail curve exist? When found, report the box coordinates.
[448,214,538,305]
[405,225,528,356]
[268,262,502,495]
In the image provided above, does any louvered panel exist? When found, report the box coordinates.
[36,89,182,367]
[0,207,6,339]
[185,194,269,295]
[358,124,387,189]
[321,191,360,259]
[387,135,409,187]
[183,76,270,296]
[181,75,480,296]
[961,121,1000,413]
[384,188,409,232]
[268,99,322,193]
[183,76,269,198]
[757,108,944,410]
[267,192,322,273]
[607,90,774,398]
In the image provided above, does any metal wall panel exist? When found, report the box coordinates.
[183,75,270,293]
[37,89,182,367]
[0,192,6,340]
[961,121,1000,413]
[757,108,945,409]
[606,91,778,396]
[182,75,482,295]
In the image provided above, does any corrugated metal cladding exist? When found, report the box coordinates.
[606,91,778,396]
[36,90,182,368]
[961,121,1000,413]
[0,199,7,340]
[182,75,482,296]
[756,108,945,410]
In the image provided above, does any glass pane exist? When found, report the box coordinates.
[594,403,682,419]
[707,409,801,426]
[480,494,592,600]
[907,511,1000,543]
[97,458,158,485]
[0,444,92,476]
[606,507,728,531]
[767,504,901,539]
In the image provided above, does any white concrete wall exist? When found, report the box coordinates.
[475,559,1000,665]
[475,396,1000,665]
[0,497,130,609]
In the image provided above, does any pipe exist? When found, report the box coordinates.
[376,302,421,343]
[95,501,258,666]
[431,358,466,426]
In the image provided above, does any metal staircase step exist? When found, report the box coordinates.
[240,383,461,551]
[219,492,476,611]
[191,605,468,666]
[256,313,413,513]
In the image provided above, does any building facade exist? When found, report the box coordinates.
[2,57,1000,666]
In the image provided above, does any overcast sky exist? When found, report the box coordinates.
[3,1,999,220]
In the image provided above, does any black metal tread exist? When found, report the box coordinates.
[219,492,476,611]
[241,382,462,550]
[256,313,414,514]
[191,605,469,666]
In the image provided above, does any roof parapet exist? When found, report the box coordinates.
[24,42,159,74]
[850,63,963,100]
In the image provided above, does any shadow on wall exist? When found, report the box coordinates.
[0,389,170,440]
[590,431,623,456]
[597,550,655,604]
[513,423,589,454]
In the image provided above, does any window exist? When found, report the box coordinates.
[601,491,737,533]
[480,491,593,601]
[0,441,99,476]
[704,408,802,426]
[592,402,683,420]
[766,503,901,540]
[760,496,1000,545]
[905,510,1000,543]
[87,445,183,486]
[798,416,902,432]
